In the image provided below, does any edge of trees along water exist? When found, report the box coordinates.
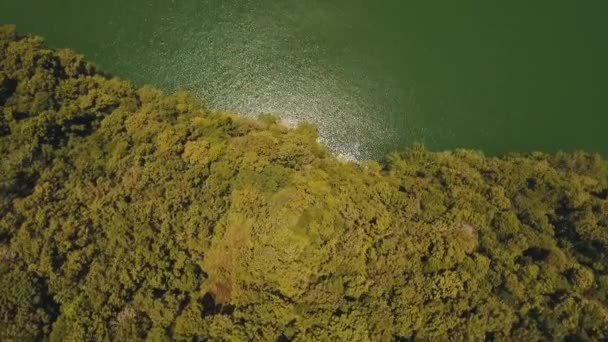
[1,25,608,340]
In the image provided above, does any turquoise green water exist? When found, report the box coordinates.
[1,1,607,159]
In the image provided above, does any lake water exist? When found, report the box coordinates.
[2,0,607,160]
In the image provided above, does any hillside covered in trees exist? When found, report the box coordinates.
[1,25,608,341]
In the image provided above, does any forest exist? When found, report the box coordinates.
[1,25,608,341]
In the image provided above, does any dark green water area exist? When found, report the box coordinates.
[2,0,607,160]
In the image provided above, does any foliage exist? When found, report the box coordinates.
[1,25,608,340]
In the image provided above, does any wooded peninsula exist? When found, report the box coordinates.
[1,25,607,341]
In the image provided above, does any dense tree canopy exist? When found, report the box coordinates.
[1,25,608,341]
